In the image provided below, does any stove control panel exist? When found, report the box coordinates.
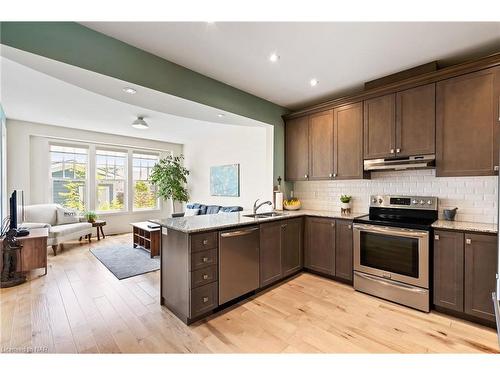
[369,195,438,210]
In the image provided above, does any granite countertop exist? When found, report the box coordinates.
[432,220,498,234]
[150,209,367,234]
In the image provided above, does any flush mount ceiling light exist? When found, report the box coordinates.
[132,116,149,129]
[217,113,225,118]
[269,53,280,62]
[310,79,319,87]
[123,87,137,95]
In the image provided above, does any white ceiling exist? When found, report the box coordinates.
[81,22,500,109]
[0,54,268,145]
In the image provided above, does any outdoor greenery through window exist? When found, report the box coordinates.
[96,149,127,212]
[50,145,88,211]
[133,152,159,210]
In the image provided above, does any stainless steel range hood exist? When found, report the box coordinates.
[364,154,435,171]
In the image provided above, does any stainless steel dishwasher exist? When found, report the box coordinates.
[219,226,260,305]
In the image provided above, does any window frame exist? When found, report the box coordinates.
[49,143,89,211]
[132,151,160,212]
[95,147,129,214]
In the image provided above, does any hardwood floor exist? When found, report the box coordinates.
[1,233,498,353]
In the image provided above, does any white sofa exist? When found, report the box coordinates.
[23,204,93,255]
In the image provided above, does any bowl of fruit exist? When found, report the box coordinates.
[283,198,301,211]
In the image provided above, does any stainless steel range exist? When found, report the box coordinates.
[353,195,438,312]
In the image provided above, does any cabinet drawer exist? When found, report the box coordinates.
[190,282,218,318]
[191,265,218,289]
[191,232,218,252]
[191,248,218,270]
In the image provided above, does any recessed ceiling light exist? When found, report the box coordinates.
[217,113,225,118]
[132,116,149,129]
[123,87,137,95]
[269,53,279,62]
[310,79,319,87]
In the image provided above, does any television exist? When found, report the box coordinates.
[9,190,26,232]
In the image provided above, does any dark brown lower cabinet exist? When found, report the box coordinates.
[282,218,303,277]
[259,218,303,288]
[335,220,353,281]
[433,230,498,324]
[464,233,498,321]
[433,230,464,312]
[305,217,336,275]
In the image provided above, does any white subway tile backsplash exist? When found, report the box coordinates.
[293,169,498,224]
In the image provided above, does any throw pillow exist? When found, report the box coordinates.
[184,208,200,217]
[56,206,80,225]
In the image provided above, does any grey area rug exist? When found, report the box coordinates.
[90,245,160,280]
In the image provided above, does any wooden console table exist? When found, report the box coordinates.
[0,228,49,276]
[131,222,160,258]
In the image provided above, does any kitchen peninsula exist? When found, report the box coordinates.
[151,209,365,324]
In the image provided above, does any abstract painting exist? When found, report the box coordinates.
[210,164,240,197]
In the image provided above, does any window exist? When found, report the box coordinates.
[133,152,159,210]
[50,145,88,210]
[96,149,127,212]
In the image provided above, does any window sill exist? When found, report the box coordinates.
[97,209,161,217]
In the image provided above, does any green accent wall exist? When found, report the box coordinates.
[0,22,289,186]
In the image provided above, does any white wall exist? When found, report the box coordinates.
[6,119,183,234]
[183,122,274,210]
[293,169,498,224]
[0,104,6,221]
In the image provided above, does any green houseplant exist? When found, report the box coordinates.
[84,210,98,223]
[340,195,352,214]
[150,154,190,214]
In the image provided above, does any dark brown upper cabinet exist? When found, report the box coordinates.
[309,110,334,180]
[305,217,335,275]
[433,230,464,312]
[364,84,436,160]
[363,93,396,159]
[335,219,353,282]
[396,83,436,157]
[436,67,500,177]
[285,115,309,181]
[334,102,365,180]
[464,233,498,322]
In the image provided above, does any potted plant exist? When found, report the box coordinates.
[340,195,352,214]
[150,154,190,214]
[84,210,98,223]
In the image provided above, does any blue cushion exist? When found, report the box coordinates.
[206,205,222,215]
[220,206,243,213]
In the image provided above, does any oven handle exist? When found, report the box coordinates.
[355,272,428,294]
[353,223,428,238]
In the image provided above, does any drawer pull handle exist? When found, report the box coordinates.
[396,148,401,153]
[202,239,208,245]
[466,238,471,245]
[202,297,209,303]
[202,257,209,263]
[390,148,395,154]
[434,234,440,240]
[203,274,208,280]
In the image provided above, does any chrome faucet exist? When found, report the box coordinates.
[253,199,273,215]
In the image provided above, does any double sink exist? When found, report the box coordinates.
[243,212,284,219]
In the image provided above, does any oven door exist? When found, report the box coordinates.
[353,223,429,288]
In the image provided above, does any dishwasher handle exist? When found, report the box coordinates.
[220,227,259,238]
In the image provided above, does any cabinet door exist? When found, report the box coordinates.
[396,83,436,157]
[309,110,334,180]
[433,230,464,312]
[335,219,353,281]
[305,217,335,275]
[285,115,309,181]
[282,218,303,277]
[363,94,396,159]
[259,221,283,287]
[436,67,500,176]
[464,233,498,322]
[334,102,364,179]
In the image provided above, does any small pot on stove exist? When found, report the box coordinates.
[443,207,458,221]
